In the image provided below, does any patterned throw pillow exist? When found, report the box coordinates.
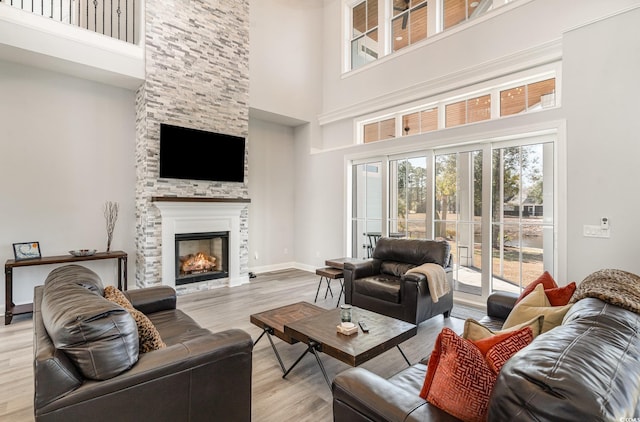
[419,327,533,422]
[104,286,166,353]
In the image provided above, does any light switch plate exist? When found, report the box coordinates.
[583,225,610,238]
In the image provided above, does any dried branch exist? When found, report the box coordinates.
[104,201,119,252]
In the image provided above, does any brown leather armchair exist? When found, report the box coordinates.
[343,237,453,325]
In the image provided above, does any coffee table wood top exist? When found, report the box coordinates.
[325,257,364,269]
[250,302,327,345]
[284,306,417,367]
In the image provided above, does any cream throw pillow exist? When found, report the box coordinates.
[502,284,572,333]
[463,315,545,341]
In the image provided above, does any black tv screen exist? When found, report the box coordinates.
[159,124,245,183]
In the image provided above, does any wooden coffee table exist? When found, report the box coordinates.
[250,302,327,373]
[251,302,417,386]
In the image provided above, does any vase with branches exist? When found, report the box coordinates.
[104,201,119,252]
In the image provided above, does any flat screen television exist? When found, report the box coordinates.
[159,123,245,183]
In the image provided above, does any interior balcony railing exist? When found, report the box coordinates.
[2,0,137,44]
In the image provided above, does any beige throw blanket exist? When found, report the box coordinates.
[406,263,449,303]
[571,268,640,315]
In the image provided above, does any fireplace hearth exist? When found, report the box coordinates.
[175,232,228,285]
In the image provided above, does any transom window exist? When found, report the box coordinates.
[359,74,557,143]
[364,118,396,143]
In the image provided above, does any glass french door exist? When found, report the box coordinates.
[434,149,484,295]
[348,133,556,304]
[491,141,554,293]
[351,160,383,259]
[389,155,428,239]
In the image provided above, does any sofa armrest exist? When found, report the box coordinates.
[36,329,253,420]
[124,286,177,314]
[486,291,519,320]
[333,368,459,422]
[344,259,378,279]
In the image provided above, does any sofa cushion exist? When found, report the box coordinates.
[373,237,451,267]
[104,286,166,353]
[380,261,414,277]
[419,327,532,422]
[41,265,139,380]
[503,284,572,333]
[464,315,544,342]
[353,275,401,303]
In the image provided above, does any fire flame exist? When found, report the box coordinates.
[180,252,217,274]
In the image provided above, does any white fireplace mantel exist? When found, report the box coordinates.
[154,199,249,289]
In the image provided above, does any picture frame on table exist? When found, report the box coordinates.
[12,242,41,261]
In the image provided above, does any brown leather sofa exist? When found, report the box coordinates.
[34,264,253,422]
[343,237,454,325]
[332,291,640,421]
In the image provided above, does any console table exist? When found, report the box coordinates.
[4,250,127,325]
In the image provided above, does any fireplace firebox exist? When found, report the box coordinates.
[175,232,229,285]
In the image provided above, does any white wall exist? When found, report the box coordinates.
[286,0,640,286]
[0,60,136,310]
[563,6,640,281]
[249,0,324,123]
[248,118,296,272]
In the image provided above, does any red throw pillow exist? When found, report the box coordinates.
[419,327,533,422]
[515,271,557,304]
[516,272,577,306]
[545,281,577,306]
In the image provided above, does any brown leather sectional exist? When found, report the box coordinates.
[333,291,640,421]
[33,265,253,422]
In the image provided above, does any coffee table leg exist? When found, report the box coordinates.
[254,327,286,374]
[397,345,411,366]
[309,342,331,387]
[282,341,331,387]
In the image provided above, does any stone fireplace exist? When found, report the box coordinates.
[153,198,249,292]
[134,0,249,290]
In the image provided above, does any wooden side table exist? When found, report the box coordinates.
[4,251,127,325]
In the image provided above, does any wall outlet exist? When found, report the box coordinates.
[254,252,259,260]
[583,225,610,238]
[283,248,288,255]
[601,217,609,230]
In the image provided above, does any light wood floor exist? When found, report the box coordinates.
[0,268,464,421]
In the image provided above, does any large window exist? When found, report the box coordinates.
[350,134,555,303]
[347,0,513,71]
[392,0,428,52]
[443,0,493,30]
[351,0,379,70]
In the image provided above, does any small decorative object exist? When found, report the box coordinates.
[340,304,352,323]
[69,249,97,257]
[337,322,358,336]
[13,242,41,261]
[103,201,119,252]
